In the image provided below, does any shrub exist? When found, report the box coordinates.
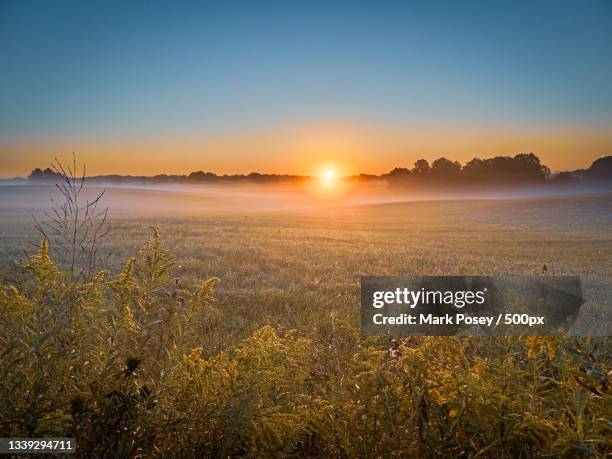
[0,233,610,457]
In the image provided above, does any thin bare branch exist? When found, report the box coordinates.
[31,155,109,281]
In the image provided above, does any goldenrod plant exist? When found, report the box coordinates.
[1,232,610,457]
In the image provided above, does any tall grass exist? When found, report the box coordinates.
[1,232,609,457]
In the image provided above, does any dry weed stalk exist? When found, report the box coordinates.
[33,154,109,281]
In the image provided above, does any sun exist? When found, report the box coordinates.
[315,164,342,190]
[320,167,340,188]
[324,168,336,180]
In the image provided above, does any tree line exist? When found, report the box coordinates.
[28,153,612,188]
[380,153,549,188]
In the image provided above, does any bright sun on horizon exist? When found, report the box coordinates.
[318,166,340,189]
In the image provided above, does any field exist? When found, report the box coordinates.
[0,185,610,457]
[2,186,610,345]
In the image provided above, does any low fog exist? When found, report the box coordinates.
[0,180,610,219]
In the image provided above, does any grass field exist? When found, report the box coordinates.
[1,186,610,347]
[0,185,610,456]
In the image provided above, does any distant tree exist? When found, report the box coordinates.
[28,167,62,181]
[412,159,431,177]
[29,168,44,179]
[461,153,548,184]
[384,167,411,178]
[552,171,578,184]
[381,167,412,188]
[188,171,218,182]
[431,157,462,180]
[514,152,550,180]
[462,157,485,178]
[153,174,183,183]
[588,156,612,180]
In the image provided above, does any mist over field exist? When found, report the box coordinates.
[1,182,396,216]
[1,179,610,217]
[1,182,610,333]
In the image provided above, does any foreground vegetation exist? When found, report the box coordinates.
[0,187,611,457]
[1,230,610,457]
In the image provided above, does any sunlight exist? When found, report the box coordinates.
[320,167,339,188]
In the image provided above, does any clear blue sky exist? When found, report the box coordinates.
[1,0,611,175]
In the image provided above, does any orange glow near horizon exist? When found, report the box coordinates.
[1,122,611,178]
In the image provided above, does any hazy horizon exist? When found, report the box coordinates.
[2,1,612,178]
[1,148,609,180]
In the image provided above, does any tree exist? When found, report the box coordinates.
[588,156,612,180]
[385,167,411,178]
[461,153,549,184]
[187,171,218,182]
[28,167,62,181]
[514,153,550,180]
[28,168,44,179]
[462,157,485,178]
[382,167,411,187]
[412,159,431,177]
[431,157,462,179]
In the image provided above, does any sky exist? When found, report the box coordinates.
[1,0,611,177]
